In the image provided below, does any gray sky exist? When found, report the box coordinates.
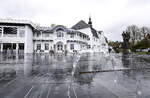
[1,0,150,41]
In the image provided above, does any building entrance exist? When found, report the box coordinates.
[56,42,64,53]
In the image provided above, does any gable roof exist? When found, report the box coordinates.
[71,20,90,30]
[51,25,69,32]
[0,18,36,28]
[91,27,99,38]
[35,26,52,33]
[72,20,99,38]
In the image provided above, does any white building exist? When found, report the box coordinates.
[0,17,108,54]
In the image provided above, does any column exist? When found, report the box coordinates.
[1,27,3,37]
[11,43,13,54]
[64,44,67,55]
[16,43,19,54]
[40,31,42,37]
[17,28,19,37]
[54,44,56,54]
[15,44,19,71]
[0,43,3,52]
[24,54,33,77]
[24,25,33,53]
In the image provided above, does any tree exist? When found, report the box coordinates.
[124,25,150,52]
[126,25,139,45]
[140,26,150,38]
[108,41,123,53]
[51,24,56,27]
[132,38,150,51]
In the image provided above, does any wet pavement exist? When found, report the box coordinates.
[0,53,150,98]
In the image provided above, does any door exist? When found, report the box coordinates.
[56,42,63,53]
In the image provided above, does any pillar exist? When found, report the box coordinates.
[16,43,19,54]
[1,27,3,37]
[64,44,67,55]
[64,44,66,51]
[0,43,3,52]
[11,43,13,54]
[24,25,33,53]
[17,28,19,37]
[54,44,56,54]
[24,54,33,77]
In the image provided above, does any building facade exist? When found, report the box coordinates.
[0,18,108,54]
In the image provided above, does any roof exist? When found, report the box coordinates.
[0,18,37,28]
[98,31,103,34]
[71,20,90,30]
[72,20,99,38]
[50,25,69,33]
[35,26,52,33]
[104,37,108,43]
[91,27,99,38]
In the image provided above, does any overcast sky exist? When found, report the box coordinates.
[0,0,150,41]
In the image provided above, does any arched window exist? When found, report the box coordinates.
[56,28,64,38]
[57,31,62,37]
[56,28,64,32]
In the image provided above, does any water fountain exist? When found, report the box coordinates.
[1,35,150,98]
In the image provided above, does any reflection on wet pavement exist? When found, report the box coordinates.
[0,53,150,98]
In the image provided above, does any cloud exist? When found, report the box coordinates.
[0,0,150,41]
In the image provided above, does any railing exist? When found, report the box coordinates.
[68,36,88,43]
[33,36,53,40]
[1,34,25,38]
[3,34,17,37]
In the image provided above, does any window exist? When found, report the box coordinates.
[62,33,64,37]
[57,31,63,37]
[70,34,74,38]
[80,34,82,37]
[37,44,41,50]
[45,43,49,50]
[57,44,63,50]
[56,28,64,32]
[3,27,17,37]
[0,27,2,36]
[43,33,49,37]
[3,27,17,34]
[19,28,25,37]
[87,45,91,49]
[102,44,106,46]
[37,33,41,37]
[83,35,85,39]
[19,43,24,50]
[81,44,83,49]
[83,35,84,39]
[70,44,74,50]
[56,28,64,38]
[57,32,61,37]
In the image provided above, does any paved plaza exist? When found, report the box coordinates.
[0,53,150,98]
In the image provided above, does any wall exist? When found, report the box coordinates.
[0,26,25,43]
[24,25,33,53]
[34,41,53,53]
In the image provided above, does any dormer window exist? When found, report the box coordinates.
[70,34,74,38]
[56,28,64,38]
[57,31,64,37]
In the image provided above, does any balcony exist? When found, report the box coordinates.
[0,37,25,43]
[3,34,17,37]
[67,36,89,43]
[33,36,53,41]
